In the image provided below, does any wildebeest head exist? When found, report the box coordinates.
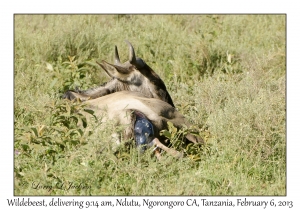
[64,41,175,107]
[97,40,175,107]
[98,41,149,83]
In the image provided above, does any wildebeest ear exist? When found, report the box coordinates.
[97,60,133,80]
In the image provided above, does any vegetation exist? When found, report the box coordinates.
[14,15,285,195]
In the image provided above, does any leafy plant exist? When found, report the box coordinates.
[46,55,97,94]
[160,122,212,161]
[15,99,96,163]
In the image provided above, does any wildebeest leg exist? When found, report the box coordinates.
[62,91,91,101]
[63,88,111,101]
[62,78,123,101]
[152,138,183,159]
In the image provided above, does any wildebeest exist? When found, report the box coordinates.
[63,41,203,158]
[63,41,175,107]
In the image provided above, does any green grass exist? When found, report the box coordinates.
[14,14,286,195]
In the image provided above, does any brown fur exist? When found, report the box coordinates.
[63,41,202,152]
[83,91,204,145]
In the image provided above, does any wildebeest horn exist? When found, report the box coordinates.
[125,40,137,65]
[114,45,121,65]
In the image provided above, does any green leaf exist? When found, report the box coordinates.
[46,62,54,71]
[47,173,54,177]
[31,127,38,137]
[21,144,30,151]
[167,121,177,133]
[49,78,58,88]
[160,130,171,139]
[81,117,87,128]
[77,129,84,136]
[83,109,94,115]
